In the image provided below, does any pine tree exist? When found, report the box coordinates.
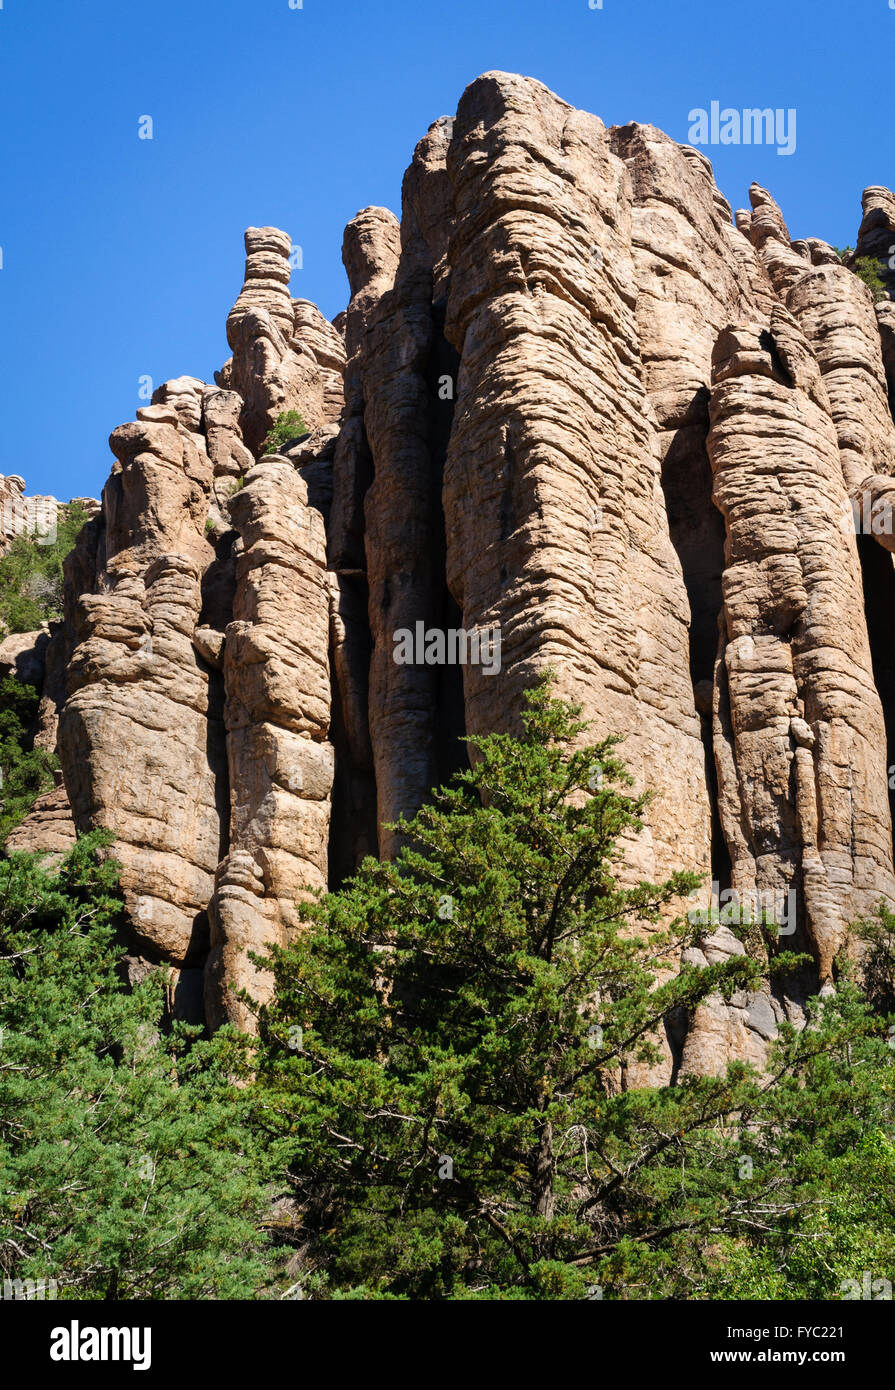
[0,834,273,1299]
[254,680,826,1299]
[0,675,58,844]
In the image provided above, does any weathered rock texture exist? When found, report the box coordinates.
[205,454,333,1030]
[0,474,58,554]
[10,72,895,1074]
[745,184,895,490]
[351,117,462,858]
[708,312,894,984]
[0,476,99,559]
[5,781,76,858]
[222,227,345,455]
[444,77,709,898]
[58,412,222,989]
[856,187,895,298]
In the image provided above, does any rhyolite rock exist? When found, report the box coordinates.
[443,74,708,896]
[58,411,222,973]
[11,72,895,1077]
[707,311,895,990]
[744,183,895,490]
[5,781,76,859]
[224,227,345,456]
[856,186,895,298]
[205,454,334,1030]
[350,118,461,859]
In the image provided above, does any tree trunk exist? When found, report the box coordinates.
[534,1118,555,1222]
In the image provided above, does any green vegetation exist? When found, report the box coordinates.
[854,255,888,302]
[3,678,895,1300]
[261,410,309,454]
[0,501,90,634]
[852,902,895,1014]
[0,835,273,1299]
[0,676,57,844]
[0,502,89,845]
[833,246,888,302]
[251,681,895,1300]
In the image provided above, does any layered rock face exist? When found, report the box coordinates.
[708,312,893,983]
[221,227,345,455]
[205,455,333,1030]
[58,411,223,1013]
[12,72,895,1073]
[443,77,709,893]
[347,119,462,858]
[0,473,59,553]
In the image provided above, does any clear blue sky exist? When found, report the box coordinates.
[0,0,891,499]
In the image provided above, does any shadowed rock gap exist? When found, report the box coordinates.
[328,608,377,888]
[858,534,895,863]
[659,405,731,892]
[429,300,467,787]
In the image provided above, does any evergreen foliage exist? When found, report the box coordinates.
[0,502,90,635]
[3,681,894,1301]
[0,676,57,845]
[0,836,273,1299]
[250,682,895,1299]
[261,411,309,455]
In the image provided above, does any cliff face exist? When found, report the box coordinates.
[15,72,895,1071]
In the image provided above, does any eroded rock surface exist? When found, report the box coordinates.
[11,74,895,1076]
[205,455,334,1029]
[707,312,895,986]
[746,184,895,489]
[59,412,221,967]
[443,74,707,889]
[225,227,345,456]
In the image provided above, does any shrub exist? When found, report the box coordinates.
[0,675,57,844]
[262,410,309,455]
[0,501,90,634]
[853,256,888,302]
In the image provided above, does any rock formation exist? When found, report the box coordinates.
[0,474,57,553]
[205,454,333,1031]
[57,411,223,1018]
[221,227,345,455]
[10,72,895,1075]
[708,311,893,982]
